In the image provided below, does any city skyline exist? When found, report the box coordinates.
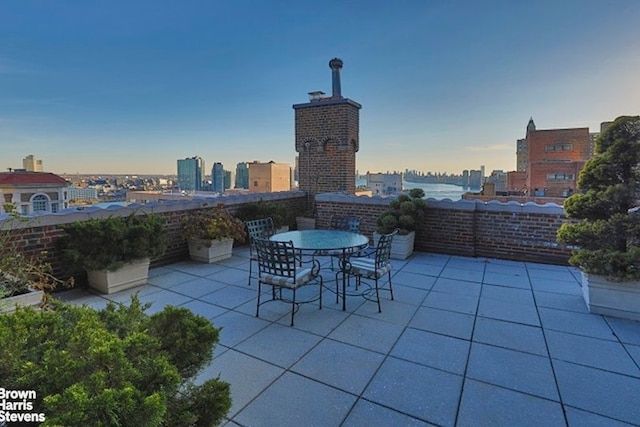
[1,1,639,175]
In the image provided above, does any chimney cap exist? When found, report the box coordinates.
[329,58,343,70]
[308,91,326,101]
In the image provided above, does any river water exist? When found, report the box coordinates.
[357,179,480,201]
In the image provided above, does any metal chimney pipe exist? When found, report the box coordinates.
[329,58,343,98]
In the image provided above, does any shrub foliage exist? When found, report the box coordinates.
[376,188,427,235]
[0,297,231,426]
[557,115,640,280]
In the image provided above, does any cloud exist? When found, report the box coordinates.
[465,144,512,152]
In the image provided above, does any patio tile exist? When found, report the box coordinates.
[391,270,437,291]
[233,372,357,427]
[137,289,192,314]
[439,266,484,283]
[292,339,385,394]
[391,328,470,375]
[54,289,110,310]
[99,283,164,303]
[467,342,559,400]
[484,260,528,276]
[170,276,230,298]
[530,277,582,296]
[430,277,482,298]
[328,313,405,354]
[146,270,198,289]
[534,290,589,313]
[196,349,284,418]
[545,330,640,377]
[409,306,475,340]
[472,317,548,356]
[481,284,535,306]
[407,252,450,268]
[235,323,322,369]
[457,379,565,427]
[477,296,540,326]
[526,264,577,282]
[422,289,479,315]
[344,399,435,426]
[398,262,445,278]
[554,360,640,425]
[388,283,429,306]
[199,284,256,310]
[167,260,228,277]
[179,299,229,320]
[210,310,271,347]
[538,307,616,341]
[565,406,636,427]
[206,267,247,286]
[483,271,531,289]
[626,344,640,366]
[353,297,419,325]
[278,303,350,335]
[445,256,488,271]
[363,357,463,427]
[607,317,640,345]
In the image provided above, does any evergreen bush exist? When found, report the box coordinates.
[376,188,427,235]
[557,115,640,280]
[0,297,231,426]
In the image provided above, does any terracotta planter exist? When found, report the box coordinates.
[581,272,640,321]
[373,231,415,260]
[187,238,234,263]
[0,288,44,313]
[86,258,150,295]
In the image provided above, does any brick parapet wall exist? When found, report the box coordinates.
[316,193,573,265]
[1,191,308,283]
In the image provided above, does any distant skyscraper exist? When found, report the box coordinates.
[235,162,249,189]
[212,162,225,193]
[177,156,204,192]
[23,154,43,172]
[224,170,232,190]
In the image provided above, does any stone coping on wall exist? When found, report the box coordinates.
[315,192,565,215]
[0,190,306,230]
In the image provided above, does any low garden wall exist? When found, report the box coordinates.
[316,193,572,265]
[1,190,573,290]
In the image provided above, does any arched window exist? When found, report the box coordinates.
[31,194,50,212]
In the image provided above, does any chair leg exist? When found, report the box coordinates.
[388,271,394,300]
[248,259,253,286]
[319,278,323,310]
[375,279,382,313]
[256,281,262,318]
[290,288,296,326]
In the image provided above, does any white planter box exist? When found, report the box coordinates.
[0,288,44,313]
[373,231,415,260]
[582,272,640,321]
[188,238,234,263]
[87,258,150,295]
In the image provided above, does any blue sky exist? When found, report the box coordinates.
[1,1,639,176]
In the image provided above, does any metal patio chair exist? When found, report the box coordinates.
[245,217,276,286]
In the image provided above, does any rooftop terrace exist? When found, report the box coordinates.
[58,247,640,426]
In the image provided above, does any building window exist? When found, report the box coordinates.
[51,202,58,213]
[32,194,50,212]
[546,173,575,181]
[253,181,258,187]
[545,143,573,152]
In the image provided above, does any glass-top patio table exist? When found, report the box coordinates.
[270,230,370,310]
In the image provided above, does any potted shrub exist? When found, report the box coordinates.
[183,205,247,263]
[557,115,640,320]
[0,213,70,312]
[236,200,290,232]
[59,213,166,294]
[374,188,426,259]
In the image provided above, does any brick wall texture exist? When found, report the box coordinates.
[294,100,360,201]
[3,191,575,290]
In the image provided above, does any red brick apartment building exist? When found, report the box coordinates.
[517,118,590,198]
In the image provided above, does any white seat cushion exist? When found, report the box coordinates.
[346,258,391,279]
[260,267,315,288]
